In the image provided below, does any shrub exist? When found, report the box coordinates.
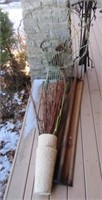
[0,9,31,121]
[0,9,16,65]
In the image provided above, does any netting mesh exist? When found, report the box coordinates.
[40,38,72,80]
[22,4,73,82]
[20,1,98,134]
[21,3,74,134]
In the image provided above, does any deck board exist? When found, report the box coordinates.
[4,9,102,200]
[23,130,37,200]
[68,123,86,200]
[87,69,102,176]
[81,75,102,199]
[4,128,36,200]
[50,185,67,200]
[91,27,102,88]
[90,12,102,95]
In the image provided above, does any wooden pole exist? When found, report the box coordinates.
[62,80,84,186]
[54,78,77,183]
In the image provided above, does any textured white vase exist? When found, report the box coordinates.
[34,134,57,195]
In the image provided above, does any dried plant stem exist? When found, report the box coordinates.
[53,82,67,136]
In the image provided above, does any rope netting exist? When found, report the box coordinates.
[19,2,97,134]
[19,4,74,80]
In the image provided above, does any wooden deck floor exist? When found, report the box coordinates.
[3,9,102,200]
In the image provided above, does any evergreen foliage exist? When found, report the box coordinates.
[0,9,15,64]
[0,9,31,122]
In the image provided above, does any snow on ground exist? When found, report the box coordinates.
[0,90,26,199]
[24,79,45,137]
[13,93,22,105]
[0,121,19,199]
[0,79,44,198]
[32,79,45,103]
[0,122,19,155]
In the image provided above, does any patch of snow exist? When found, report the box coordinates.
[32,79,45,103]
[0,164,2,171]
[13,93,22,105]
[0,71,5,76]
[0,91,6,96]
[15,119,22,129]
[24,79,45,138]
[20,90,25,95]
[0,121,15,130]
[0,120,19,198]
[0,122,19,155]
[18,108,25,113]
[24,100,37,138]
[0,156,11,182]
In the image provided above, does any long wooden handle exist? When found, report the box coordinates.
[54,78,77,183]
[62,80,84,186]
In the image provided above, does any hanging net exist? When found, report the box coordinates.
[20,1,96,134]
[22,3,75,134]
[22,4,73,79]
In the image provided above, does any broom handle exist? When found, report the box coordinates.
[54,78,77,182]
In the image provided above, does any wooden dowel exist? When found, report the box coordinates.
[54,78,77,183]
[62,80,84,186]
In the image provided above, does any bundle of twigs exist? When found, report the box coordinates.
[39,80,65,135]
